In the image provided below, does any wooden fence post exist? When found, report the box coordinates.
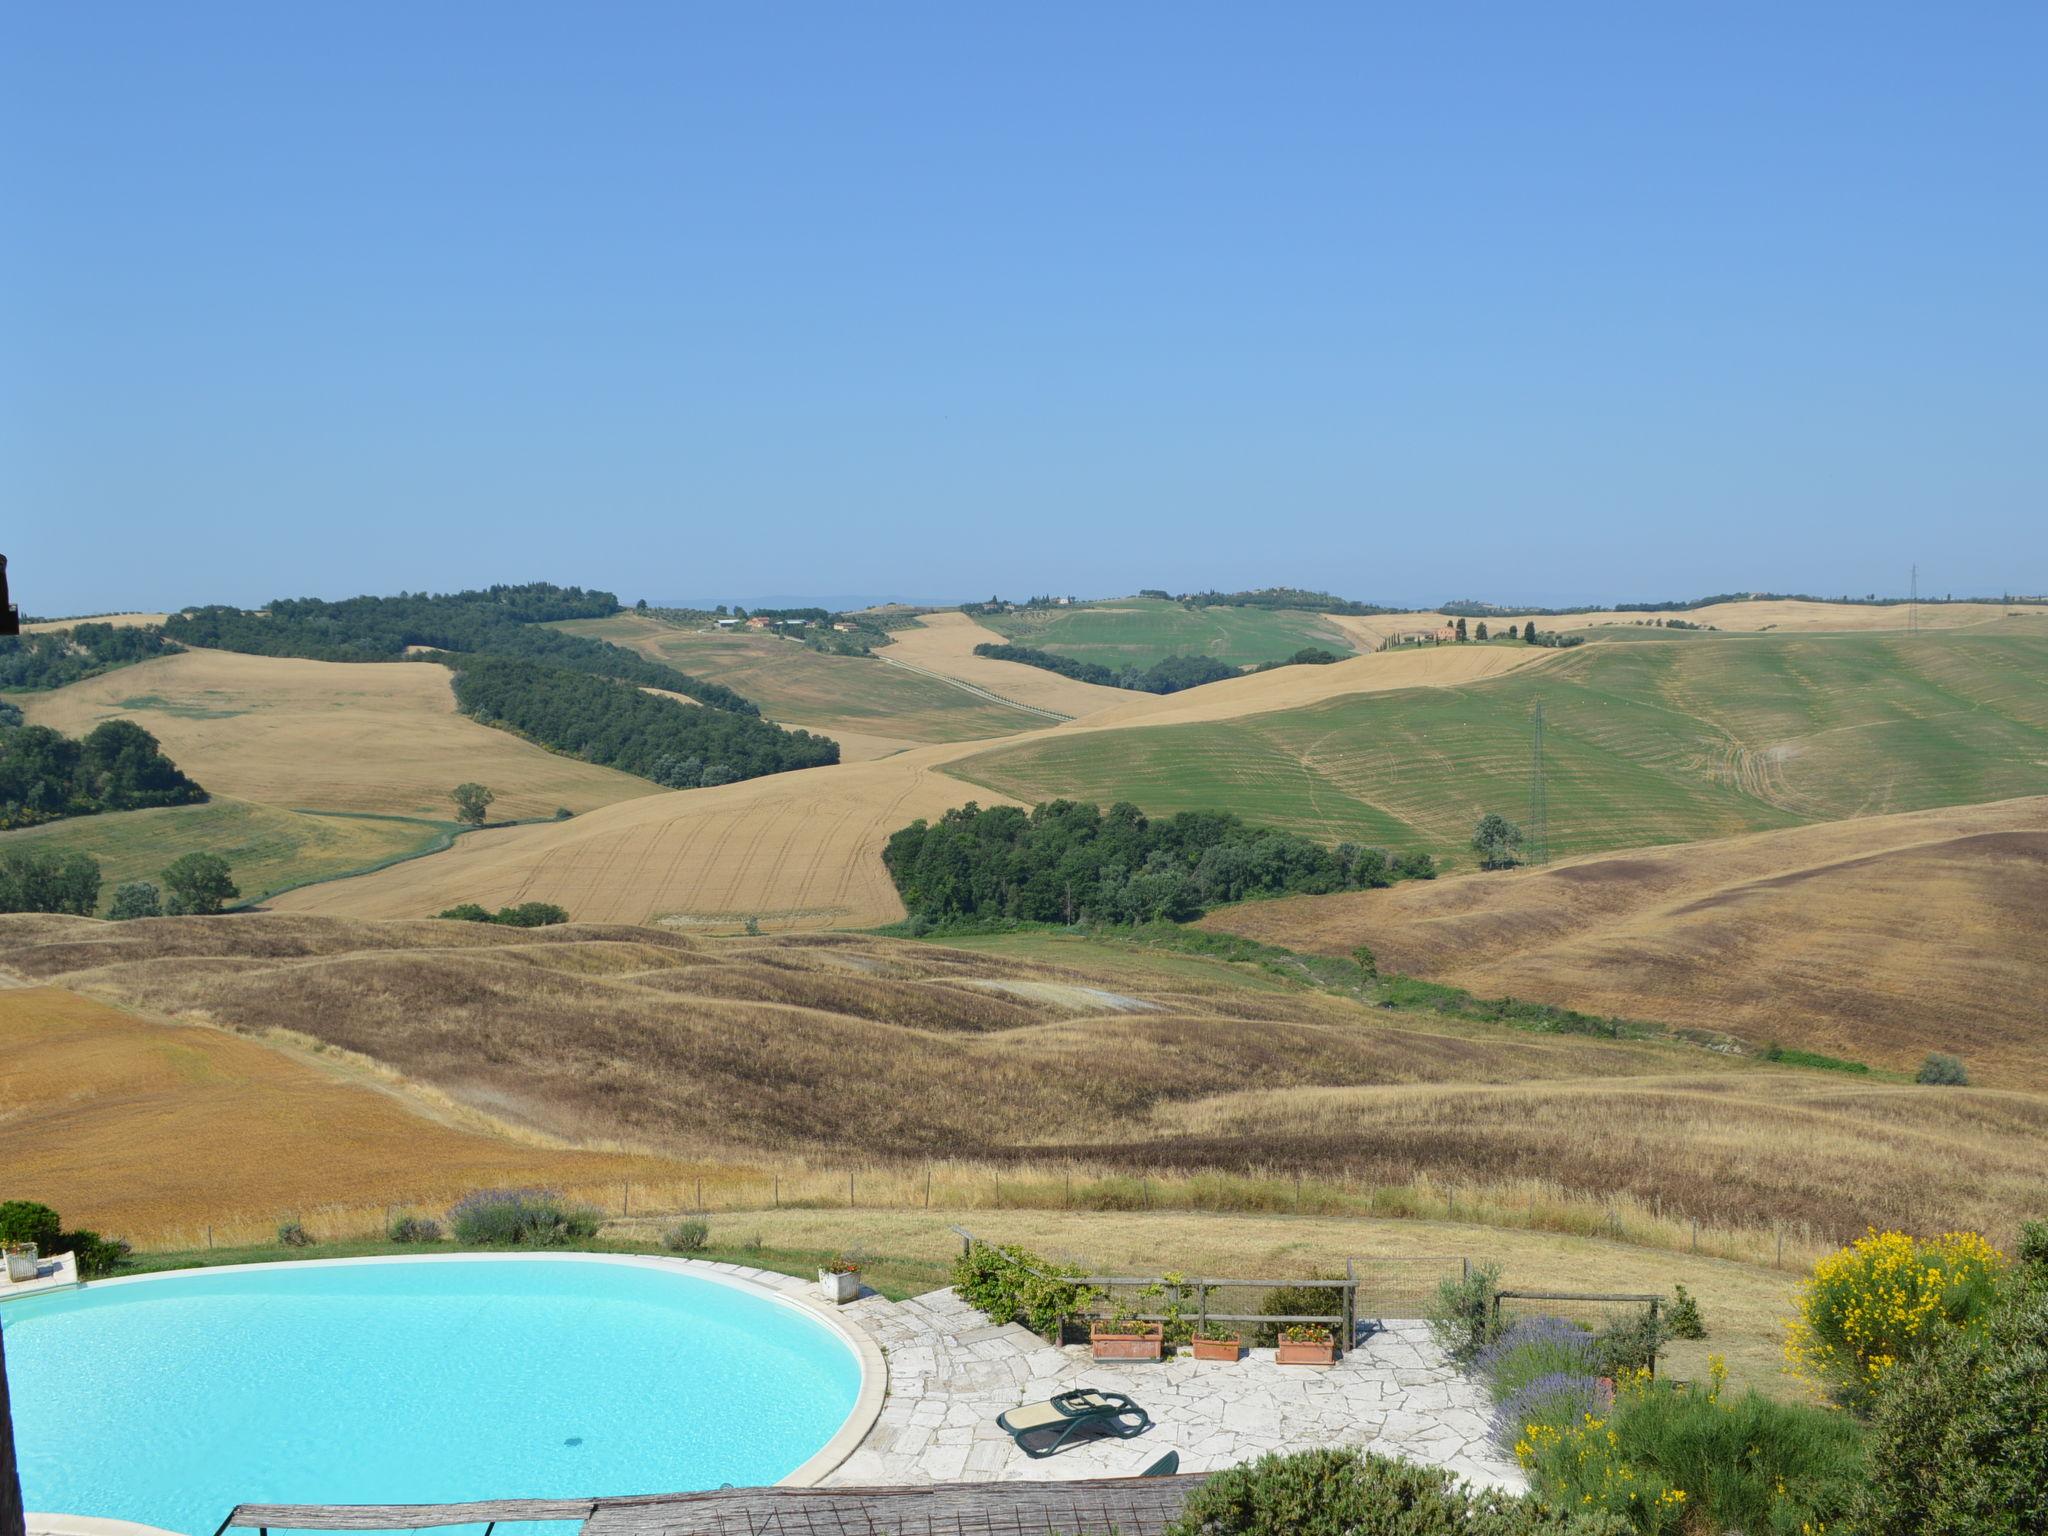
[773,1175,779,1209]
[623,1180,631,1218]
[924,1166,932,1209]
[848,1170,855,1210]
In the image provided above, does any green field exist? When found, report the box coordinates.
[946,625,2048,865]
[0,797,456,912]
[976,598,1357,669]
[551,614,1045,740]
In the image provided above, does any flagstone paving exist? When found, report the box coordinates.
[821,1286,1524,1492]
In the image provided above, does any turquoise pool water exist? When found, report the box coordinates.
[2,1257,864,1535]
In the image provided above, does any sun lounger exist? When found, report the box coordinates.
[996,1389,1153,1459]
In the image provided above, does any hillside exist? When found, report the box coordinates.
[1200,795,2048,1089]
[0,980,685,1244]
[14,649,660,821]
[4,913,2043,1253]
[1327,598,2047,646]
[949,625,2048,867]
[551,611,1049,746]
[975,597,1359,670]
[262,643,1555,927]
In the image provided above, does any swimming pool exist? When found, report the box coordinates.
[2,1255,868,1536]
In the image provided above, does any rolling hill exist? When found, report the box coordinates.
[1200,795,2048,1089]
[551,612,1050,746]
[5,912,2043,1256]
[975,597,1359,669]
[948,625,2048,867]
[261,642,1555,927]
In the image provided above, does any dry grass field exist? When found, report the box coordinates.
[0,982,685,1240]
[20,611,172,632]
[881,612,1134,717]
[1328,599,2047,645]
[1202,796,2048,1089]
[261,642,1557,927]
[15,648,659,821]
[552,612,1050,742]
[7,912,2043,1258]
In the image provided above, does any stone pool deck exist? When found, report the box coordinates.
[818,1285,1521,1492]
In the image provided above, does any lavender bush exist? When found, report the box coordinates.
[1490,1371,1604,1454]
[1473,1314,1600,1403]
[448,1188,601,1247]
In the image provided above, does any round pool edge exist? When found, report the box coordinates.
[15,1250,889,1497]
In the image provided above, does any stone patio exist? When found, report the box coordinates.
[821,1286,1522,1492]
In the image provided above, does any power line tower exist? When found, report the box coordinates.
[1527,698,1549,866]
[1909,563,1919,636]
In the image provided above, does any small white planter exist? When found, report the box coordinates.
[819,1268,860,1304]
[6,1245,38,1283]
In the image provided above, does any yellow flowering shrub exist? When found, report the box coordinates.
[1784,1227,2004,1409]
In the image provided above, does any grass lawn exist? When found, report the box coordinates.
[0,796,457,912]
[976,599,1358,670]
[946,625,2048,865]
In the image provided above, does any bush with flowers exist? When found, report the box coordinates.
[1783,1227,2004,1410]
[1513,1360,1862,1534]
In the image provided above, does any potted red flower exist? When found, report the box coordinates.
[818,1254,862,1304]
[1276,1323,1337,1365]
[1190,1327,1242,1362]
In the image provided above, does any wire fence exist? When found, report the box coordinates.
[113,1159,1840,1275]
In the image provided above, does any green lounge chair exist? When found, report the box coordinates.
[997,1389,1153,1459]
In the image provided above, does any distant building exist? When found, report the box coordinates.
[715,618,743,628]
[744,615,773,629]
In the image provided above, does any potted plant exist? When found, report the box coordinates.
[818,1254,862,1304]
[1090,1306,1165,1361]
[1276,1323,1337,1365]
[1191,1327,1243,1362]
[5,1243,38,1283]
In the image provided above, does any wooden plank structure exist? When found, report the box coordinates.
[217,1474,1210,1536]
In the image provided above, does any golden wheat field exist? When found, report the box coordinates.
[1326,598,2045,646]
[0,984,688,1239]
[880,611,1135,717]
[1201,795,2048,1089]
[17,648,659,821]
[262,640,1557,927]
[21,611,172,633]
[6,911,2044,1257]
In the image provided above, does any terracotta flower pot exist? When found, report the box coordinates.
[1276,1335,1337,1365]
[1191,1335,1242,1362]
[1090,1323,1164,1361]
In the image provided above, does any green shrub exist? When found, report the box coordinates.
[277,1220,314,1248]
[65,1229,130,1279]
[1255,1273,1346,1346]
[1424,1261,1503,1366]
[107,880,163,920]
[1164,1447,1628,1536]
[387,1213,442,1243]
[1591,1309,1667,1377]
[664,1218,710,1253]
[1916,1052,1970,1085]
[1517,1367,1862,1534]
[1851,1224,2048,1534]
[1473,1316,1598,1402]
[0,1199,63,1254]
[952,1241,1098,1336]
[447,1188,601,1246]
[1664,1285,1705,1340]
[1786,1228,2004,1410]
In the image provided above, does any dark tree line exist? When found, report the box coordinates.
[448,655,837,784]
[165,583,758,713]
[883,799,1435,927]
[972,643,1239,694]
[1170,587,1400,616]
[0,623,182,691]
[0,720,207,828]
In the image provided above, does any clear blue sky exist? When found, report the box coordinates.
[5,3,2043,615]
